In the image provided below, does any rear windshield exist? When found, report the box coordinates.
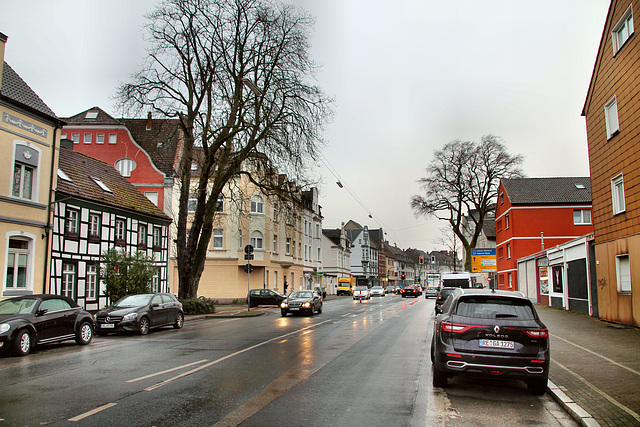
[442,278,471,288]
[455,297,535,320]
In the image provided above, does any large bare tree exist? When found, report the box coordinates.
[411,135,523,272]
[118,0,331,298]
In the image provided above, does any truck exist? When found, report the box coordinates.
[337,277,356,296]
[441,272,473,288]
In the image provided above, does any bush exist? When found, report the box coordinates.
[179,296,216,315]
[99,248,156,303]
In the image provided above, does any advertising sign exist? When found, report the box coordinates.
[471,248,497,273]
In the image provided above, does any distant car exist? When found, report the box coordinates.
[280,290,323,316]
[400,285,419,298]
[370,286,385,297]
[95,293,184,335]
[431,288,550,395]
[425,286,440,298]
[0,294,94,356]
[247,289,286,308]
[353,286,371,300]
[386,286,396,294]
[434,287,457,313]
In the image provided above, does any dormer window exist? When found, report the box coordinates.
[85,111,98,119]
[57,169,73,182]
[91,177,112,193]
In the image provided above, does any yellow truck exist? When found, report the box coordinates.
[337,277,356,296]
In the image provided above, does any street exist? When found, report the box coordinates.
[0,295,576,426]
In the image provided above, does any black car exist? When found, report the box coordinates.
[0,294,94,356]
[280,290,323,316]
[400,285,420,298]
[247,289,286,308]
[431,288,550,395]
[434,287,457,313]
[95,293,183,335]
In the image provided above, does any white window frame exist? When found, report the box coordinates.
[89,213,101,238]
[115,158,136,177]
[84,133,92,144]
[250,231,264,250]
[96,133,105,144]
[215,195,224,213]
[71,133,80,144]
[62,263,76,299]
[66,208,79,234]
[286,238,291,255]
[611,174,626,214]
[86,264,97,300]
[616,254,632,293]
[250,196,264,214]
[573,209,592,225]
[188,194,198,213]
[604,96,620,139]
[153,226,162,248]
[12,143,41,202]
[115,219,126,242]
[212,229,223,249]
[138,224,147,246]
[273,235,278,253]
[612,5,634,54]
[4,234,34,293]
[507,243,511,259]
[108,133,117,144]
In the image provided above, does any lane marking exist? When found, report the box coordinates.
[69,403,116,422]
[127,359,209,383]
[144,320,332,391]
[551,333,640,376]
[553,359,640,422]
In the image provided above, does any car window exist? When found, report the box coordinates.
[161,294,173,304]
[455,297,535,320]
[40,298,73,313]
[290,291,313,298]
[0,298,38,314]
[151,295,163,305]
[355,286,367,291]
[441,292,456,313]
[116,294,152,307]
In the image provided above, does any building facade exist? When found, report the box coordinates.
[321,224,352,294]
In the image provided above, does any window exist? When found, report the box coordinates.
[507,243,511,259]
[573,209,592,225]
[86,264,97,300]
[5,237,30,291]
[616,254,631,293]
[212,229,223,249]
[71,133,80,144]
[84,133,92,144]
[91,177,112,193]
[612,5,634,54]
[89,214,101,239]
[115,219,126,244]
[498,247,504,259]
[138,224,147,247]
[62,263,76,299]
[250,231,263,250]
[12,145,39,201]
[61,133,67,139]
[505,213,510,229]
[58,169,72,182]
[191,163,198,171]
[317,247,321,261]
[108,133,117,144]
[152,269,161,293]
[215,195,224,213]
[286,238,291,255]
[611,174,626,214]
[145,192,158,207]
[251,196,264,214]
[65,208,79,236]
[273,235,278,253]
[188,194,198,213]
[605,96,620,139]
[115,158,136,177]
[153,226,162,249]
[96,133,104,144]
[508,272,513,289]
[86,111,98,119]
[273,204,278,221]
[500,193,504,205]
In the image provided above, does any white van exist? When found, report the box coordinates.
[441,272,473,288]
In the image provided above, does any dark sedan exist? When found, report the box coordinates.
[280,290,323,316]
[434,287,457,313]
[431,288,550,395]
[399,285,420,298]
[247,289,286,308]
[95,293,183,335]
[0,294,94,356]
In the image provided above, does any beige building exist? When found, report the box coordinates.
[1,33,64,298]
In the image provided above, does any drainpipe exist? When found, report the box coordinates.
[43,124,61,294]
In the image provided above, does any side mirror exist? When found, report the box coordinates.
[151,303,160,309]
[36,309,49,316]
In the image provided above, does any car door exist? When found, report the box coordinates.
[33,298,76,343]
[149,294,167,326]
[161,294,178,325]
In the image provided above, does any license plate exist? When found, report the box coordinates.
[290,307,299,311]
[479,339,514,349]
[100,323,115,329]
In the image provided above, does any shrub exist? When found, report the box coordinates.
[99,248,156,303]
[179,296,216,315]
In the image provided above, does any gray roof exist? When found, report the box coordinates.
[63,106,123,126]
[502,177,591,205]
[1,62,58,120]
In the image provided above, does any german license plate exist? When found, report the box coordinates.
[290,307,299,311]
[100,323,115,329]
[479,339,514,349]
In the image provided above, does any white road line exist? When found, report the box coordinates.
[144,320,332,391]
[551,333,640,376]
[68,403,117,422]
[553,359,640,422]
[127,359,210,383]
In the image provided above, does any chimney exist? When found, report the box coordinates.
[146,111,152,130]
[0,32,7,90]
[60,138,74,150]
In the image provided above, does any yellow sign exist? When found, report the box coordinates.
[471,249,497,273]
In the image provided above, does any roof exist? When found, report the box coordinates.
[322,229,342,246]
[57,147,171,221]
[501,177,592,205]
[122,118,182,176]
[1,62,58,120]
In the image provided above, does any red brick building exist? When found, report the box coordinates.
[495,178,593,291]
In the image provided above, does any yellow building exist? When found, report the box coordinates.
[1,33,64,297]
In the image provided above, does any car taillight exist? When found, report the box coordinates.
[506,327,549,338]
[441,322,489,334]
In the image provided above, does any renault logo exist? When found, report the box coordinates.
[494,325,500,334]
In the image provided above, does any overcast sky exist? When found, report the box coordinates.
[1,0,610,253]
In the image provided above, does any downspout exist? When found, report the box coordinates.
[43,123,61,293]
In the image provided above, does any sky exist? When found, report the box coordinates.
[1,0,611,253]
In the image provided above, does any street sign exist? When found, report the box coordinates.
[471,248,497,273]
[244,263,254,273]
[244,253,254,260]
[244,244,254,254]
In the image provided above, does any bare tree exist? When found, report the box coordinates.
[118,0,332,298]
[411,135,523,272]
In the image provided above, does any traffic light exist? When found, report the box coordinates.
[401,273,405,280]
[419,256,424,264]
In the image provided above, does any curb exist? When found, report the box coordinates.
[547,380,600,427]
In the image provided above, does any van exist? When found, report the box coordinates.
[440,272,472,288]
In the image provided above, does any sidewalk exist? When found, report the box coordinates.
[535,305,640,427]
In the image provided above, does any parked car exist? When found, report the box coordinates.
[425,286,440,298]
[370,286,385,297]
[95,293,183,335]
[431,288,549,395]
[353,286,371,300]
[434,287,457,313]
[400,285,420,298]
[280,290,323,316]
[247,289,286,308]
[0,294,94,356]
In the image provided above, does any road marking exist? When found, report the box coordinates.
[127,359,209,383]
[553,359,640,422]
[551,333,640,376]
[68,403,116,422]
[144,320,332,391]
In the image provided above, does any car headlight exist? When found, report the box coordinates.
[302,302,311,308]
[123,313,138,322]
[280,302,288,308]
[0,324,10,334]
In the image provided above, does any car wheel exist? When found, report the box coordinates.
[75,321,94,345]
[527,378,548,395]
[173,312,184,329]
[433,366,448,387]
[12,329,32,356]
[138,317,150,335]
[281,310,287,317]
[317,305,322,314]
